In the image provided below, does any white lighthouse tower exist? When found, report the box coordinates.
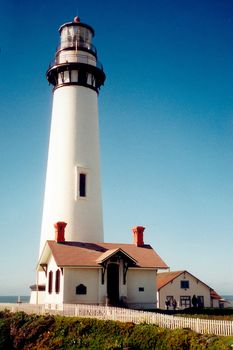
[30,16,168,307]
[39,17,105,254]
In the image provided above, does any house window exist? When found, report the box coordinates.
[48,271,53,294]
[166,296,174,304]
[165,296,174,309]
[76,284,87,295]
[197,295,204,307]
[138,287,144,292]
[79,173,86,197]
[55,269,60,294]
[180,296,191,308]
[180,280,189,289]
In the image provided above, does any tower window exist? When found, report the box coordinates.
[71,70,78,82]
[79,173,86,197]
[63,71,70,83]
[76,167,88,199]
[87,73,92,85]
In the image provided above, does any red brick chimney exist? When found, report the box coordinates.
[54,222,67,243]
[132,226,145,247]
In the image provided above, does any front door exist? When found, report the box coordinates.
[107,263,119,306]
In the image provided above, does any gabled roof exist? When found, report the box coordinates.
[38,240,168,270]
[96,248,138,265]
[157,270,212,291]
[157,271,184,290]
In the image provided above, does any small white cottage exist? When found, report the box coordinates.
[157,270,223,309]
[30,223,168,309]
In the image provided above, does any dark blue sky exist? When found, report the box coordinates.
[0,0,233,295]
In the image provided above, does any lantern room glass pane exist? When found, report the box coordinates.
[60,25,93,50]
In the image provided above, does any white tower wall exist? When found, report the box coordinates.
[38,17,106,254]
[40,85,103,253]
[30,17,106,303]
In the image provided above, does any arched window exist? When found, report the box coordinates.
[55,269,60,294]
[48,271,53,294]
[76,284,87,295]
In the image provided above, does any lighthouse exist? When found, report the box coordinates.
[30,16,168,307]
[39,17,106,254]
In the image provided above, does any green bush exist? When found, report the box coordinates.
[0,319,11,349]
[0,311,232,350]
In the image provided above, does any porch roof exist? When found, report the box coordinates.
[96,248,138,265]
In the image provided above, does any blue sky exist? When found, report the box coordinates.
[0,0,233,296]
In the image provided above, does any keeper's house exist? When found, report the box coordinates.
[31,224,168,309]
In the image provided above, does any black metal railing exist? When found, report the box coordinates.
[57,40,97,55]
[48,53,104,71]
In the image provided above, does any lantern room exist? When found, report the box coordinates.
[58,16,96,55]
[46,16,105,92]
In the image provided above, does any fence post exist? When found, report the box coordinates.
[195,318,201,333]
[75,304,78,317]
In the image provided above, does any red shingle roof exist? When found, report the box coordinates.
[157,271,184,290]
[157,270,214,292]
[96,248,138,264]
[39,240,168,269]
[210,290,222,300]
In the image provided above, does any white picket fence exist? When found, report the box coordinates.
[0,303,233,336]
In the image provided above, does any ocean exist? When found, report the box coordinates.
[222,295,233,307]
[0,296,30,303]
[222,295,233,300]
[0,295,232,305]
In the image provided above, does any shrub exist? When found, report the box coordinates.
[0,311,232,349]
[0,318,11,349]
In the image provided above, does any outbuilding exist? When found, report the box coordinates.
[157,270,223,309]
